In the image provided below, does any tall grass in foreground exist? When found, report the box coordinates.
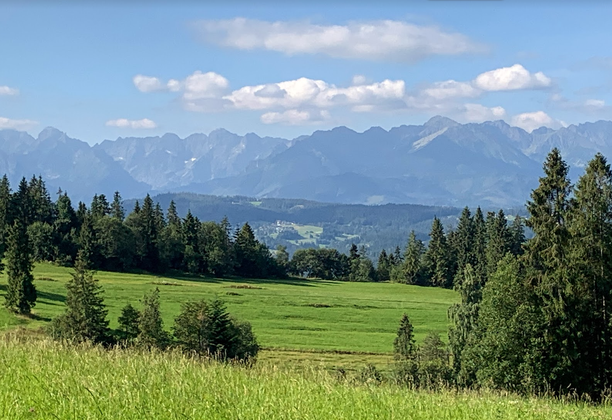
[0,337,610,419]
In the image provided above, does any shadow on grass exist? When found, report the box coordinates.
[36,290,66,304]
[156,271,333,288]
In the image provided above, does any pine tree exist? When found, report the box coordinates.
[485,210,512,277]
[117,303,140,342]
[524,148,575,393]
[138,288,168,349]
[472,207,488,284]
[234,222,260,277]
[424,217,452,288]
[400,231,425,285]
[78,215,101,269]
[53,192,78,264]
[12,177,32,226]
[376,249,391,281]
[448,263,482,384]
[0,175,11,274]
[509,215,526,256]
[394,313,417,361]
[51,252,109,343]
[4,219,36,314]
[450,207,474,284]
[111,191,125,221]
[567,153,612,394]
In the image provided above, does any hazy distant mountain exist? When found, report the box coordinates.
[3,117,612,206]
[94,129,290,190]
[0,127,148,201]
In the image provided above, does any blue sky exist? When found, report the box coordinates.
[1,1,612,144]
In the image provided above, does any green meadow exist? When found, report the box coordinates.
[1,338,609,420]
[0,263,457,367]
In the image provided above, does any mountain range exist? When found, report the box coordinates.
[1,116,612,206]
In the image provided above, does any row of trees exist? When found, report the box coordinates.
[50,253,258,361]
[375,208,525,288]
[443,149,612,399]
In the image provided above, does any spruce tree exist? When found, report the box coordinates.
[51,252,109,343]
[485,210,512,277]
[376,249,391,281]
[400,231,425,285]
[472,207,488,284]
[451,207,475,282]
[4,219,36,314]
[0,175,11,273]
[568,152,612,394]
[234,223,260,277]
[138,288,168,349]
[524,148,575,393]
[448,263,482,384]
[394,313,417,361]
[424,217,452,288]
[111,191,125,221]
[117,303,140,342]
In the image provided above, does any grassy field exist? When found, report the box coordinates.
[1,337,609,420]
[0,263,457,367]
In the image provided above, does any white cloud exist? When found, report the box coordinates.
[225,77,406,112]
[192,18,486,62]
[106,118,157,129]
[0,86,19,96]
[473,64,552,91]
[420,80,480,101]
[133,75,165,93]
[461,104,506,122]
[261,109,331,125]
[132,64,550,125]
[550,94,609,114]
[0,116,37,130]
[511,111,565,132]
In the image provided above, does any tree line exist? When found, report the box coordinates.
[387,149,612,400]
[0,174,527,291]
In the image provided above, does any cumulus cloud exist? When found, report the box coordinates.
[192,18,486,62]
[473,64,551,91]
[133,75,165,93]
[132,63,551,125]
[0,116,37,130]
[461,104,506,122]
[261,109,331,125]
[511,111,565,133]
[106,118,157,129]
[0,86,19,96]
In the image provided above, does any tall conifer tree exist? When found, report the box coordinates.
[4,219,36,314]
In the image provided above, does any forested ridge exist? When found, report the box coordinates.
[2,148,612,399]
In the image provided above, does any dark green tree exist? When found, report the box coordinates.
[376,249,391,281]
[110,191,125,221]
[396,231,425,285]
[117,303,140,342]
[394,313,417,361]
[485,210,512,277]
[50,252,109,343]
[138,288,169,349]
[567,152,612,394]
[173,298,259,361]
[447,263,482,384]
[4,219,36,314]
[424,217,452,288]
